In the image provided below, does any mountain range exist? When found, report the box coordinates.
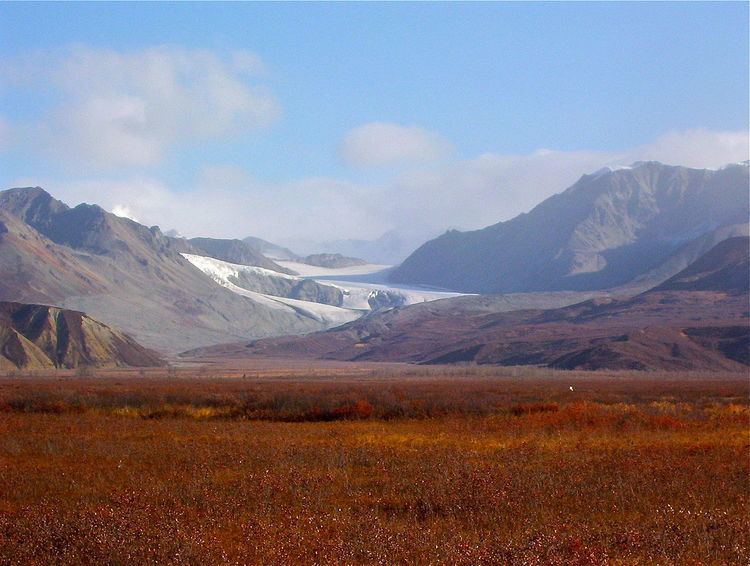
[391,162,749,293]
[1,160,747,370]
[0,188,336,353]
[191,237,749,371]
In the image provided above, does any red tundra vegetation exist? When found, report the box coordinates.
[0,364,747,564]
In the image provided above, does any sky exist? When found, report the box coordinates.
[0,2,748,252]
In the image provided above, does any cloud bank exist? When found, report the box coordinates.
[3,46,278,168]
[13,128,746,255]
[340,122,452,168]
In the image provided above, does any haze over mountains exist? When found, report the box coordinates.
[284,230,417,266]
[391,161,749,293]
[0,160,747,370]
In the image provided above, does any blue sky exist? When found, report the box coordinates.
[0,2,748,246]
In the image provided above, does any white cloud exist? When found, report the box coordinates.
[24,169,382,245]
[340,122,452,168]
[196,164,254,189]
[3,46,279,168]
[111,204,139,222]
[380,128,749,235]
[382,149,615,235]
[629,129,749,170]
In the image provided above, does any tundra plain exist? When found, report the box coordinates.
[0,363,747,565]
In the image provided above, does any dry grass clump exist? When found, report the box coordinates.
[0,369,747,564]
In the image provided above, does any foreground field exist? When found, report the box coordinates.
[0,367,748,564]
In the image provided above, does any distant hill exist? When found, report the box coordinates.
[294,230,417,265]
[242,236,298,261]
[194,238,749,371]
[391,162,749,293]
[0,301,163,370]
[299,253,367,269]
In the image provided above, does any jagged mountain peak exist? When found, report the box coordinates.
[0,187,70,232]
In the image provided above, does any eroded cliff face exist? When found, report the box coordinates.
[0,301,164,369]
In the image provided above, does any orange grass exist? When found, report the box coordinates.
[0,369,748,564]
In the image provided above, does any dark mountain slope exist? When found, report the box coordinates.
[195,238,749,371]
[391,162,749,293]
[653,236,749,293]
[0,301,163,370]
[0,209,106,303]
[0,186,70,235]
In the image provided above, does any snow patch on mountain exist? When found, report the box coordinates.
[276,259,467,306]
[182,253,362,326]
[183,253,467,329]
[183,253,296,282]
